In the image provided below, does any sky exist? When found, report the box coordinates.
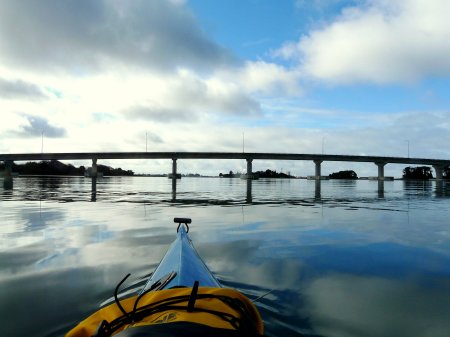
[1,0,449,176]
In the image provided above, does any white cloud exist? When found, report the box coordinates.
[226,61,302,96]
[276,0,450,84]
[118,69,262,121]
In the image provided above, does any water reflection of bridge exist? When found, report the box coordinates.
[4,175,449,204]
[2,152,450,195]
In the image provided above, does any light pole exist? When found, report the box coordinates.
[41,131,44,153]
[322,137,324,154]
[146,132,148,152]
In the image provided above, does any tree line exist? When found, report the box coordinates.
[219,169,295,178]
[219,166,450,180]
[0,160,134,176]
[330,167,450,180]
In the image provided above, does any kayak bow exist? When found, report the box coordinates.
[141,217,222,292]
[66,218,264,337]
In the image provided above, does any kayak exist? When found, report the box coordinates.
[66,218,264,337]
[140,218,222,292]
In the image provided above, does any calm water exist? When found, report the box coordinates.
[1,176,450,337]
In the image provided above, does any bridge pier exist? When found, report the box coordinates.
[314,160,323,179]
[91,158,97,200]
[91,158,98,177]
[2,160,13,190]
[241,158,254,179]
[433,165,444,179]
[3,160,13,176]
[168,158,181,179]
[375,162,386,180]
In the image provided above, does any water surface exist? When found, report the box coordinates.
[1,176,450,337]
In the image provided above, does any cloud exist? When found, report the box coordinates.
[167,70,261,116]
[0,0,301,129]
[127,105,197,123]
[13,115,67,138]
[0,78,47,100]
[219,61,302,96]
[124,69,261,122]
[0,0,234,74]
[275,0,450,84]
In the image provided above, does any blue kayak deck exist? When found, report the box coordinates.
[142,224,222,292]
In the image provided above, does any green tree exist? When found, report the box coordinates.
[403,166,433,179]
[443,166,450,179]
[329,170,358,179]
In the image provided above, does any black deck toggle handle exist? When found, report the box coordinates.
[174,217,191,224]
[174,218,191,232]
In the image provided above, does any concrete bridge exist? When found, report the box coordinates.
[1,151,450,180]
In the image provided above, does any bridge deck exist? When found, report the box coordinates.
[1,152,449,166]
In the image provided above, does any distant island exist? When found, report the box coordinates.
[329,170,358,179]
[0,160,134,176]
[219,169,295,178]
[135,173,204,177]
[403,166,433,180]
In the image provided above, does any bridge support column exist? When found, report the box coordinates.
[91,158,98,177]
[314,160,322,179]
[375,162,386,180]
[171,158,178,179]
[3,160,13,190]
[91,158,97,200]
[433,165,444,180]
[4,160,13,176]
[245,159,253,179]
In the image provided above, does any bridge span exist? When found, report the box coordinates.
[1,151,450,180]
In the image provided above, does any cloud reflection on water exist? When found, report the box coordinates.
[304,274,450,337]
[0,266,126,337]
[197,234,450,337]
